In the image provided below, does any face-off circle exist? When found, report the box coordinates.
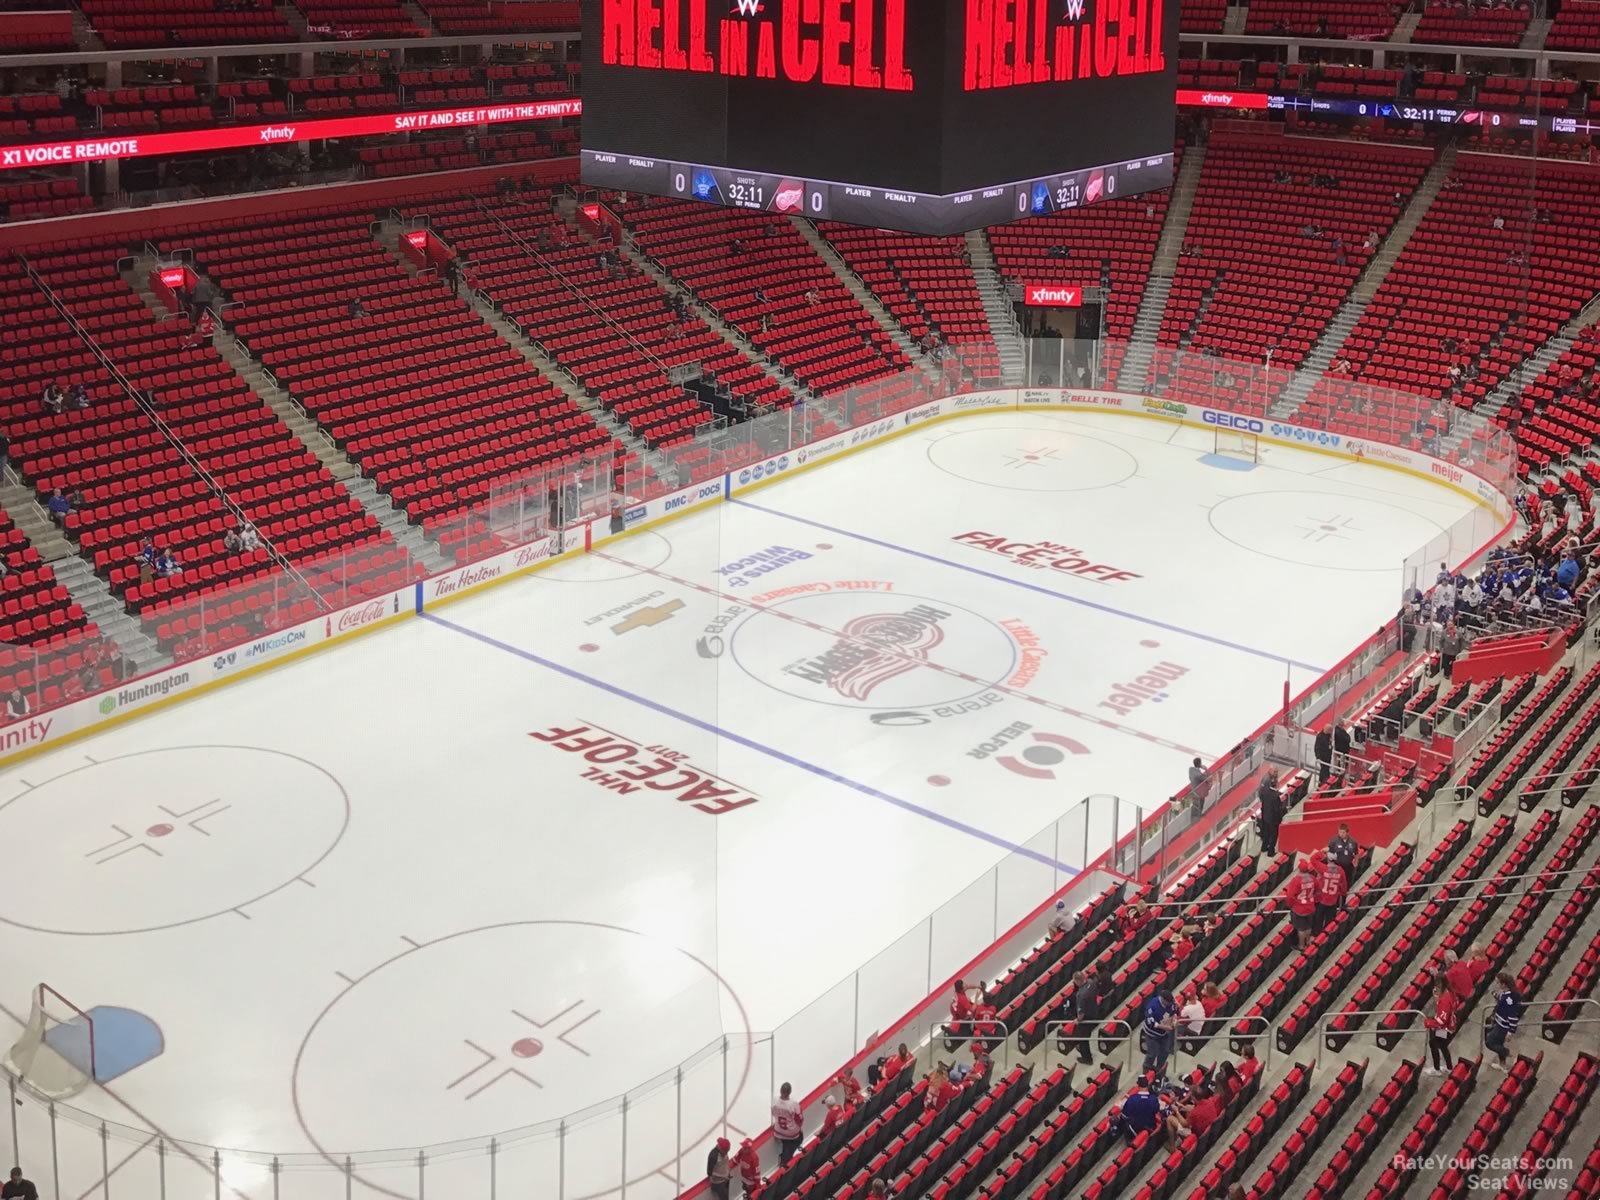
[293,920,752,1200]
[0,746,349,935]
[540,531,672,584]
[1208,491,1447,572]
[926,424,1138,492]
[729,591,1017,710]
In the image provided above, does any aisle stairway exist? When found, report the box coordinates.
[1118,141,1206,391]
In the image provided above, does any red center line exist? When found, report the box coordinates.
[591,552,1210,759]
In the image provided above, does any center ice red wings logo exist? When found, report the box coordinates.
[829,610,945,701]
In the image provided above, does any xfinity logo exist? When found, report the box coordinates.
[1025,285,1082,307]
[1201,93,1235,106]
[1203,411,1265,433]
[259,125,296,142]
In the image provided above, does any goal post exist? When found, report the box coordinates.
[5,984,96,1100]
[1213,426,1260,464]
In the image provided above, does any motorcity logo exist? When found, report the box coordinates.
[952,531,1141,583]
[903,403,941,427]
[600,0,913,91]
[954,393,1008,409]
[1143,398,1186,417]
[666,480,724,511]
[99,672,192,715]
[785,603,951,700]
[531,722,758,815]
[738,456,789,486]
[716,544,812,588]
[1267,422,1341,448]
[695,603,746,657]
[868,691,1006,726]
[245,629,309,659]
[1100,661,1188,713]
[1203,410,1264,433]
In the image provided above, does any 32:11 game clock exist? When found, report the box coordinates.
[670,164,830,219]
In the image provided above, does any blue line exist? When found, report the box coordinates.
[422,613,1078,875]
[733,498,1328,674]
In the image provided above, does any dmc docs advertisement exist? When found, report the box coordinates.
[0,387,1510,763]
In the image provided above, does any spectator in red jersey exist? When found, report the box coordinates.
[1425,973,1462,1076]
[1215,1060,1243,1098]
[973,986,1001,1052]
[964,1042,992,1089]
[1118,899,1151,941]
[1201,981,1226,1019]
[770,1083,803,1165]
[924,1066,960,1114]
[1441,947,1490,1000]
[878,1043,914,1089]
[818,1095,846,1136]
[1175,1082,1222,1139]
[1165,927,1197,971]
[1315,852,1348,931]
[1287,857,1318,950]
[836,1067,863,1108]
[732,1139,761,1196]
[947,978,975,1043]
[1236,1046,1261,1087]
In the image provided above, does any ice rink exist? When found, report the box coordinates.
[0,410,1481,1199]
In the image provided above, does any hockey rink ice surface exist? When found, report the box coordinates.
[0,410,1482,1200]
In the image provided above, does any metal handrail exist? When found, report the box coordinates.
[13,252,327,608]
[1321,1007,1431,1052]
[928,1019,1011,1072]
[1042,1018,1136,1078]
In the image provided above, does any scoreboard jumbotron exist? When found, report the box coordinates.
[581,0,1179,235]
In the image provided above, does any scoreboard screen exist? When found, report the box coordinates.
[581,0,1177,235]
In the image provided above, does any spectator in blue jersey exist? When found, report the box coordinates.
[1114,1079,1162,1144]
[1557,552,1581,591]
[1485,972,1522,1071]
[1141,990,1178,1078]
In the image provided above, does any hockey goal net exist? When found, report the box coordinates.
[5,984,95,1100]
[1213,427,1260,463]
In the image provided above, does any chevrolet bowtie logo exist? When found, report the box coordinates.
[611,600,684,635]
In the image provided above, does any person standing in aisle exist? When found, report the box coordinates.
[2,1171,37,1200]
[1140,989,1178,1078]
[1424,974,1461,1076]
[1257,772,1284,856]
[1333,723,1352,775]
[1485,972,1523,1071]
[1315,851,1348,931]
[1328,823,1360,880]
[771,1083,804,1164]
[1314,727,1333,785]
[705,1137,732,1199]
[1188,757,1210,814]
